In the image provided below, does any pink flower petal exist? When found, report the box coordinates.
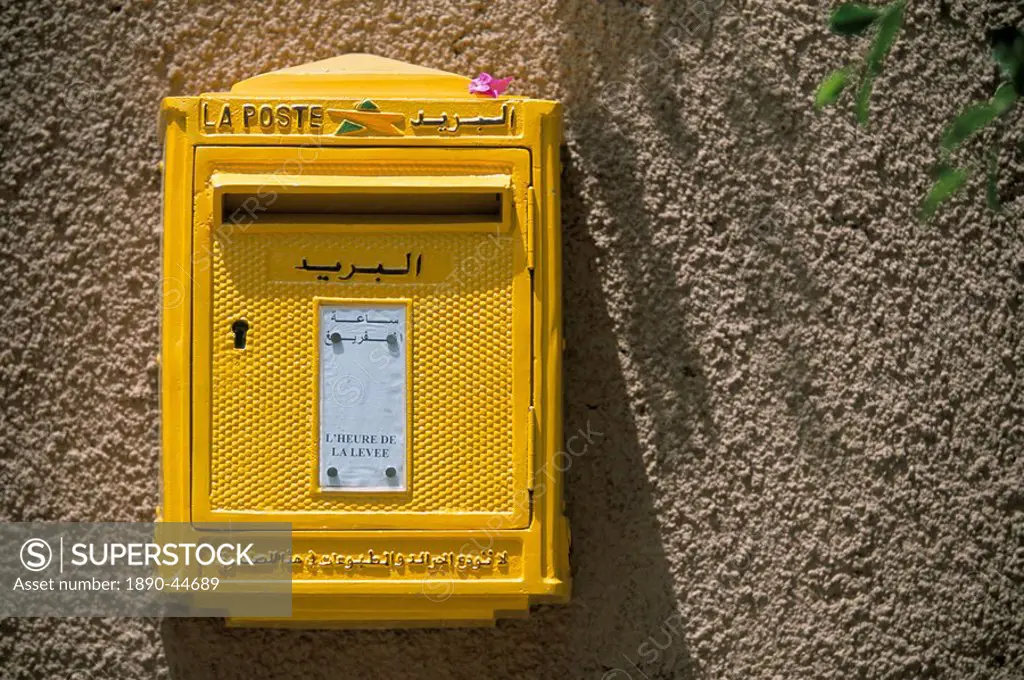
[489,77,512,96]
[469,72,512,97]
[469,73,494,93]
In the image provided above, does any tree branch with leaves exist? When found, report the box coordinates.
[814,3,1022,220]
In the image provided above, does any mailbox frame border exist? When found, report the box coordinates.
[158,94,571,619]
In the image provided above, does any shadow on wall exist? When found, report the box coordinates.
[160,3,730,678]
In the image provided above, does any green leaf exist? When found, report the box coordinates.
[850,1,903,125]
[986,148,1001,212]
[816,68,852,107]
[989,26,1024,95]
[941,84,1017,152]
[992,81,1018,114]
[855,71,874,126]
[829,3,883,36]
[941,102,999,151]
[921,166,969,220]
[865,1,905,75]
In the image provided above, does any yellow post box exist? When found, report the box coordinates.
[158,54,568,626]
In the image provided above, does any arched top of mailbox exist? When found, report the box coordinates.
[230,53,478,99]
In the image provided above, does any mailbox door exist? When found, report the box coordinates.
[190,146,533,531]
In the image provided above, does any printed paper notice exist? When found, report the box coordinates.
[318,302,407,492]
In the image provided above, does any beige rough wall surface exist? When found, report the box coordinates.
[2,0,1023,677]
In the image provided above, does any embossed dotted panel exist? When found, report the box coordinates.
[208,230,516,516]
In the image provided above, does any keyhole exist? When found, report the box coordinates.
[232,319,249,349]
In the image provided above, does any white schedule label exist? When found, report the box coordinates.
[318,302,407,492]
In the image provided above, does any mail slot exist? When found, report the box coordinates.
[158,54,567,626]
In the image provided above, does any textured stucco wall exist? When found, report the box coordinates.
[2,0,1023,678]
